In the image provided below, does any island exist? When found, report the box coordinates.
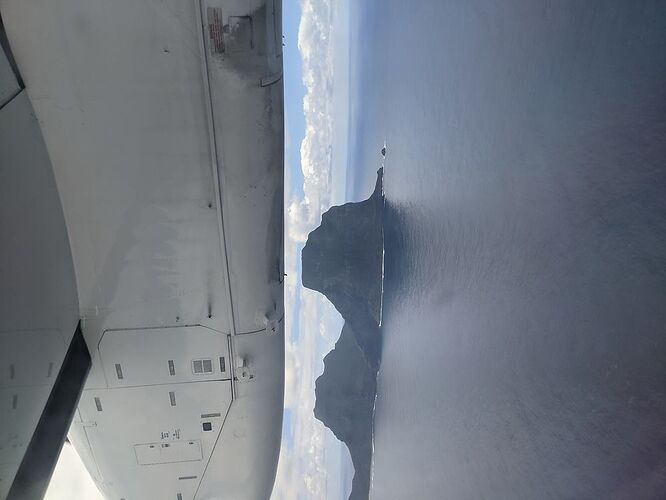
[302,169,384,500]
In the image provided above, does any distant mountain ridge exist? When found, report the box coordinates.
[302,169,384,500]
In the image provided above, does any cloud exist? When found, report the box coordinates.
[273,3,345,496]
[286,0,337,245]
[45,443,103,500]
[272,290,331,500]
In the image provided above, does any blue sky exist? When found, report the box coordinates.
[272,0,352,499]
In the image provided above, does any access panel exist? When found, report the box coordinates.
[134,440,202,465]
[98,326,231,388]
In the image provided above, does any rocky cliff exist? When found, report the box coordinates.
[314,324,377,500]
[302,169,384,369]
[302,169,384,500]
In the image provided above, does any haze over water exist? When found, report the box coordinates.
[347,1,666,498]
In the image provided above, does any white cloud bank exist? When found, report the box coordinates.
[45,443,103,500]
[273,0,347,499]
[286,0,336,245]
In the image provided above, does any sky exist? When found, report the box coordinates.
[271,0,352,498]
[45,1,351,498]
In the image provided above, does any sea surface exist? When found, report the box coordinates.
[346,1,666,498]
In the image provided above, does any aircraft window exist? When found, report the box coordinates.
[202,422,212,432]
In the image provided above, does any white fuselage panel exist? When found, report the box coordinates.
[1,0,285,498]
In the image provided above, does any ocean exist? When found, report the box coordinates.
[346,1,666,498]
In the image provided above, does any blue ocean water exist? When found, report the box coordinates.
[347,1,666,498]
